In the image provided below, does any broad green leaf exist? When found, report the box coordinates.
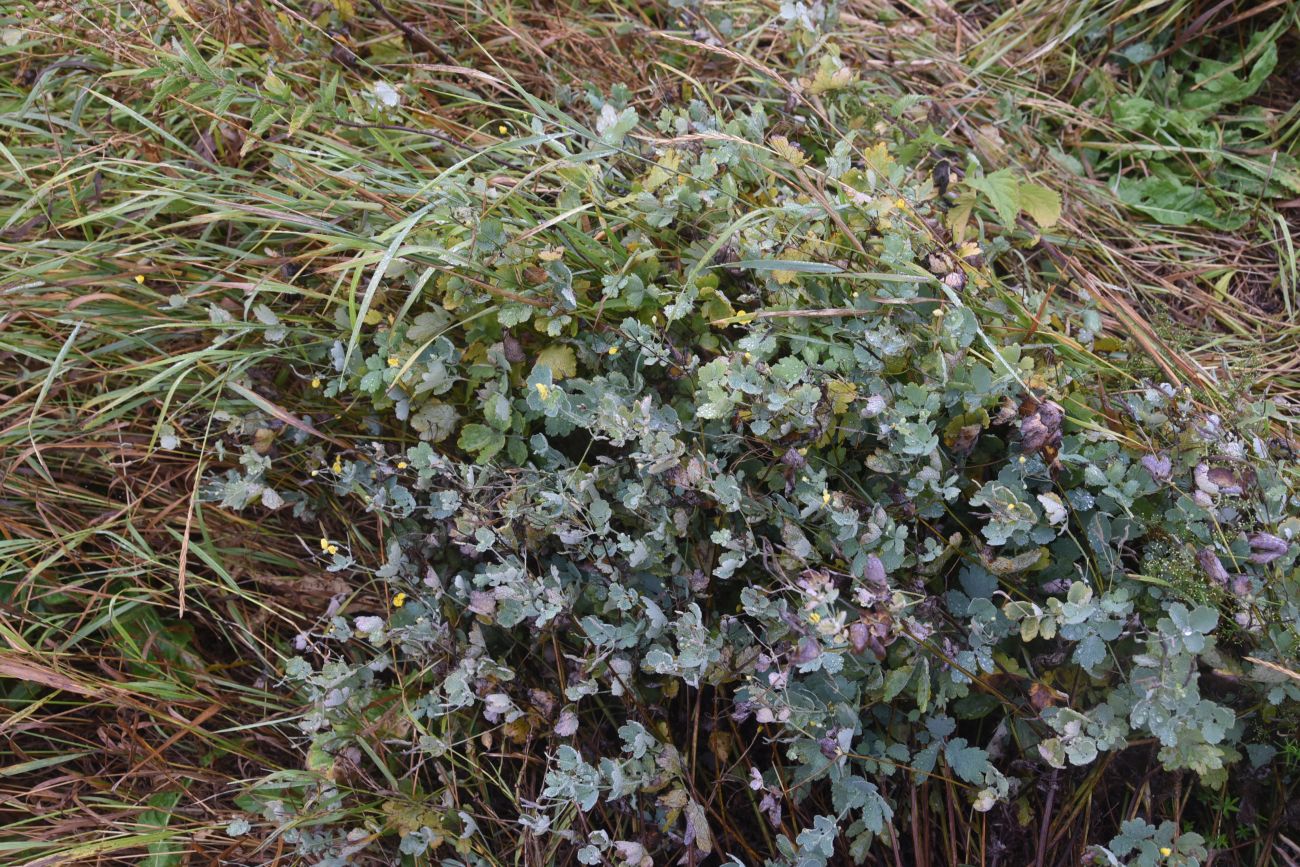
[969,169,1020,227]
[1018,183,1061,228]
[457,423,505,462]
[944,739,990,784]
[882,664,913,701]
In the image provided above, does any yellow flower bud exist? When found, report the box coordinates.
[608,346,619,355]
[326,544,338,555]
[319,537,330,551]
[135,274,146,284]
[396,461,408,469]
[535,382,550,400]
[387,356,400,368]
[311,377,322,388]
[822,489,831,506]
[393,592,407,608]
[498,124,508,134]
[1159,848,1172,858]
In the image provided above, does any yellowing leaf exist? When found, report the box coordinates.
[381,800,447,841]
[163,0,198,24]
[809,57,857,95]
[362,308,383,325]
[685,799,713,855]
[769,135,807,167]
[826,380,858,414]
[974,124,1007,162]
[1019,183,1062,228]
[947,189,977,243]
[986,547,1049,575]
[643,149,683,192]
[288,104,315,136]
[534,344,577,380]
[262,69,290,99]
[862,142,895,176]
[771,249,812,285]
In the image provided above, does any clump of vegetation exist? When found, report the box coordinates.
[212,26,1298,867]
[2,1,1299,865]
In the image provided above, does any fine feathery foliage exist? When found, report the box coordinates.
[2,1,1299,866]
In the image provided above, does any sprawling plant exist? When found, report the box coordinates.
[212,47,1300,867]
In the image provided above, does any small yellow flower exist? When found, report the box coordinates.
[392,592,407,608]
[822,489,831,506]
[1007,503,1016,510]
[535,382,550,400]
[310,469,318,476]
[396,460,408,469]
[800,475,809,483]
[1159,848,1172,858]
[498,124,508,135]
[743,352,753,361]
[608,346,619,356]
[332,458,343,473]
[319,537,330,551]
[808,612,821,624]
[798,447,807,456]
[135,274,145,284]
[387,356,400,368]
[1018,455,1027,464]
[932,307,945,317]
[894,198,907,210]
[311,377,322,388]
[326,544,339,555]
[852,291,859,298]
